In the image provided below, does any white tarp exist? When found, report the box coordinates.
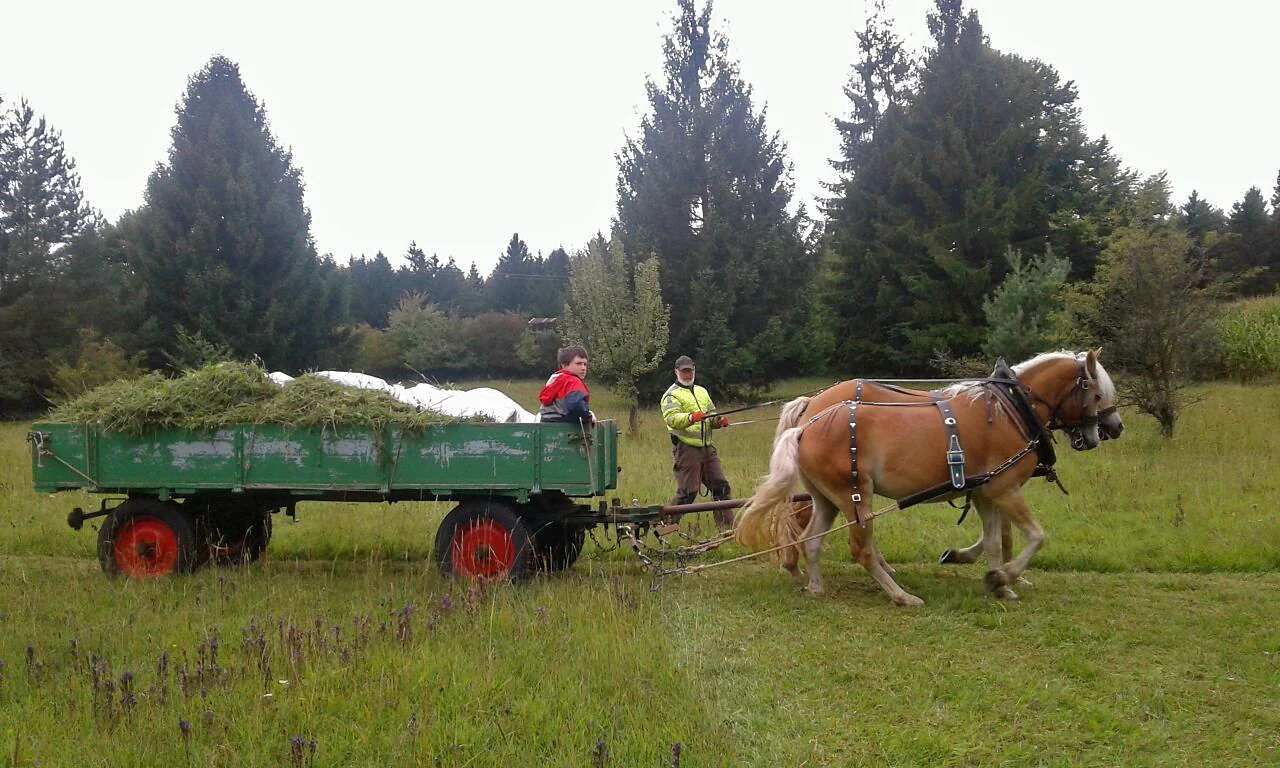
[268,371,536,423]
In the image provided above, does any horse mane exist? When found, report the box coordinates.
[937,350,1115,410]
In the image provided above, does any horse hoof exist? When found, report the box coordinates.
[939,548,958,564]
[893,594,925,607]
[1015,575,1034,588]
[993,585,1019,600]
[984,569,1009,592]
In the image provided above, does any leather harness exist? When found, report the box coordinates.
[809,359,1088,526]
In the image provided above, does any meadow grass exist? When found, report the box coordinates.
[1,379,1278,766]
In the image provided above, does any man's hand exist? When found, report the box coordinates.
[690,411,705,423]
[717,415,730,428]
[589,410,598,427]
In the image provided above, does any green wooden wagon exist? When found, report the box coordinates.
[29,420,620,580]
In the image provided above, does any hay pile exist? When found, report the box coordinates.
[47,363,461,434]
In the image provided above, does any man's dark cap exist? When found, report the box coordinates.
[673,355,695,370]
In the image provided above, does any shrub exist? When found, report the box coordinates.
[1216,294,1280,382]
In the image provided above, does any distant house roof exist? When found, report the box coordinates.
[527,317,558,328]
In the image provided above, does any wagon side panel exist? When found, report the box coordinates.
[30,423,93,493]
[243,425,386,490]
[93,428,241,490]
[393,424,539,494]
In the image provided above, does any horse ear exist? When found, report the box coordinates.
[1093,346,1104,361]
[1085,349,1100,377]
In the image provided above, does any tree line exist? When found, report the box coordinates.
[2,0,1278,431]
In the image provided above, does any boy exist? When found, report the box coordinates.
[537,346,596,425]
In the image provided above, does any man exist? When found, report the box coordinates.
[537,345,596,425]
[661,355,733,530]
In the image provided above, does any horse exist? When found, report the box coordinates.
[737,350,1119,605]
[764,355,1124,579]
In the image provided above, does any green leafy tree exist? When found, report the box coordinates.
[124,56,346,371]
[48,329,145,404]
[1083,222,1227,438]
[0,96,97,410]
[616,0,812,391]
[982,245,1071,362]
[562,235,670,432]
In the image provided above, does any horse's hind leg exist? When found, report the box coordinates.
[797,479,839,595]
[939,513,1016,571]
[780,503,808,580]
[850,521,895,576]
[831,483,922,607]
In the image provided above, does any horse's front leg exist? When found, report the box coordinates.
[975,498,1018,599]
[985,491,1046,591]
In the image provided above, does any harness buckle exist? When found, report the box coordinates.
[946,434,965,489]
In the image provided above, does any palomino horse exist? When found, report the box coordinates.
[738,351,1119,605]
[769,357,1124,578]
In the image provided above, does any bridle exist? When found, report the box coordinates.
[1019,357,1106,447]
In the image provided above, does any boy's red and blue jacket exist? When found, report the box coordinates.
[537,371,591,423]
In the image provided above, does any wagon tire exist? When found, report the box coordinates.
[434,502,534,581]
[211,511,273,566]
[98,499,198,579]
[535,523,586,572]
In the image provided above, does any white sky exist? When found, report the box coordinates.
[3,0,1277,274]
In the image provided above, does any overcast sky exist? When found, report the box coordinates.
[4,0,1277,274]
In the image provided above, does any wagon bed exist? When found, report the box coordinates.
[30,420,619,580]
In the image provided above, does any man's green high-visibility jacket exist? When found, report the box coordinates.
[661,382,717,447]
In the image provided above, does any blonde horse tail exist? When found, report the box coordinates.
[737,426,804,552]
[774,396,810,442]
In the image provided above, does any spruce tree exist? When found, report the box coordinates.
[346,251,399,327]
[0,97,96,409]
[1179,190,1226,245]
[616,0,811,390]
[487,233,534,312]
[125,56,345,371]
[824,0,1131,373]
[1214,187,1273,295]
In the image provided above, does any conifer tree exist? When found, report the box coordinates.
[1179,190,1226,245]
[824,0,1131,372]
[616,0,811,390]
[488,233,534,312]
[0,96,97,409]
[981,246,1070,362]
[1214,187,1273,296]
[347,251,399,327]
[125,56,345,370]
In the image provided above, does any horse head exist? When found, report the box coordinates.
[1090,349,1124,442]
[1015,350,1120,451]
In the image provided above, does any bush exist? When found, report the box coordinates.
[48,329,145,405]
[1216,294,1280,382]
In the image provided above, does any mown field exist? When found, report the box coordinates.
[1,379,1278,766]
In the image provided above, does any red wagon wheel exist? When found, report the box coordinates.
[434,502,534,580]
[97,499,197,579]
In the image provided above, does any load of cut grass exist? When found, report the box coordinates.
[46,362,460,433]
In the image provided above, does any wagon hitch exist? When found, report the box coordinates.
[67,498,125,531]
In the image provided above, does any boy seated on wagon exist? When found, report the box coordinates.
[537,345,597,426]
